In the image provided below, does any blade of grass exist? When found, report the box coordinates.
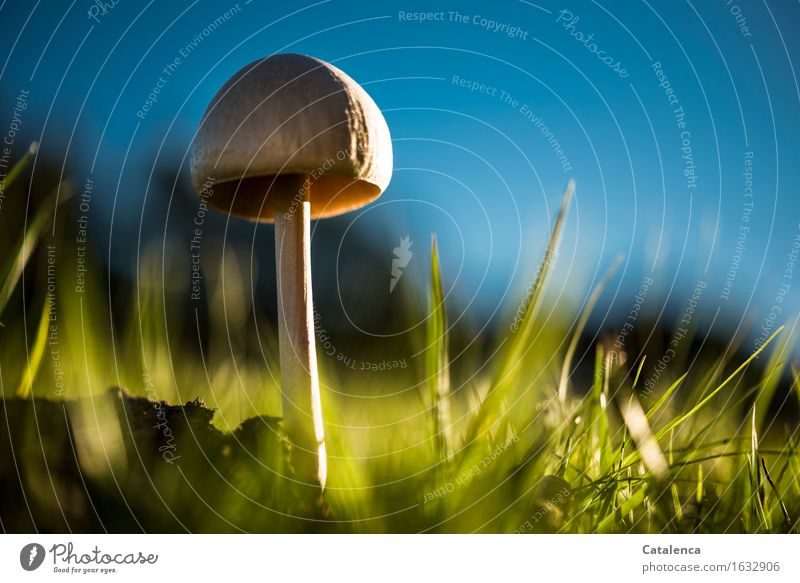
[761,457,791,527]
[15,299,50,398]
[669,428,683,522]
[617,327,784,473]
[596,482,648,533]
[755,326,793,431]
[466,180,575,442]
[558,253,622,403]
[632,356,647,389]
[593,344,611,475]
[749,406,770,530]
[427,235,452,460]
[696,462,703,505]
[0,142,36,194]
[693,322,749,402]
[0,179,74,317]
[504,179,574,371]
[653,326,783,442]
[645,373,688,419]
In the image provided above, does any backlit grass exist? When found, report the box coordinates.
[1,148,798,533]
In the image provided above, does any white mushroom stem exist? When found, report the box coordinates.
[274,174,326,491]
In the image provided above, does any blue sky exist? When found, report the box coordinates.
[1,0,799,338]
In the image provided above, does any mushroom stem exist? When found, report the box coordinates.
[273,174,326,491]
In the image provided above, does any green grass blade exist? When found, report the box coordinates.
[653,326,784,442]
[617,327,784,472]
[761,457,791,527]
[755,324,794,431]
[427,235,452,460]
[0,179,74,317]
[632,356,647,389]
[505,179,574,370]
[693,324,748,402]
[596,482,648,533]
[15,299,50,398]
[750,406,770,530]
[0,142,36,194]
[645,373,688,419]
[558,253,622,403]
[466,180,575,441]
[669,429,683,522]
[696,462,704,505]
[618,390,668,479]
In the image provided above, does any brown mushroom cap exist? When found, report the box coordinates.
[190,53,392,222]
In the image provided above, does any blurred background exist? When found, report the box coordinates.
[0,0,799,420]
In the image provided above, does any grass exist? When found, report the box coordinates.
[1,149,799,533]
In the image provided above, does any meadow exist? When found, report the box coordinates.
[1,149,798,533]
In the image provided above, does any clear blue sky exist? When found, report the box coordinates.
[1,0,799,338]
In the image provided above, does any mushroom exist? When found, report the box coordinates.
[190,54,392,491]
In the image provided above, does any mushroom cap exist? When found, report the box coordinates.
[190,54,392,222]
